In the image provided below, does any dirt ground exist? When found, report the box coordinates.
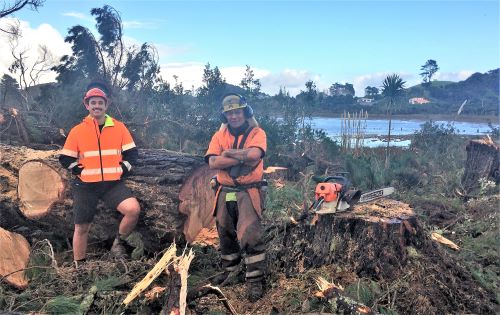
[1,194,499,314]
[1,216,498,315]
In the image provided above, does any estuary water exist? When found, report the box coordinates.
[310,117,498,147]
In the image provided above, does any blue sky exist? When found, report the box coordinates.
[1,0,498,96]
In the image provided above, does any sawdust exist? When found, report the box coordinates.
[191,226,219,247]
[346,198,415,221]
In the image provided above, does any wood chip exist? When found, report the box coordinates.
[431,232,460,250]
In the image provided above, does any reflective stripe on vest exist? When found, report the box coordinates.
[60,148,78,158]
[122,142,136,151]
[81,167,122,176]
[81,149,121,158]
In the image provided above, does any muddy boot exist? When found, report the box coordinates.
[247,279,264,302]
[110,237,128,259]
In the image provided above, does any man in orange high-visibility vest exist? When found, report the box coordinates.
[205,93,267,302]
[59,84,140,267]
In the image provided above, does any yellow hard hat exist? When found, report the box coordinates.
[222,94,247,112]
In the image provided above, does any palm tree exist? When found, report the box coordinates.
[382,74,406,169]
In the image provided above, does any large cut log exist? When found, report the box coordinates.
[462,138,499,193]
[270,199,420,280]
[17,159,67,219]
[0,144,216,252]
[0,227,31,289]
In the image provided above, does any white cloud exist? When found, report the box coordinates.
[351,72,417,96]
[123,20,159,29]
[434,70,473,82]
[0,18,72,84]
[260,69,323,96]
[62,12,91,21]
[159,62,205,90]
[154,43,193,59]
[159,63,322,96]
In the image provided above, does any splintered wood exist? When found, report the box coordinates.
[123,243,178,306]
[177,249,195,315]
[123,243,195,315]
[431,232,460,250]
[313,276,377,315]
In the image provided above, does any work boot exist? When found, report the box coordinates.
[247,280,264,302]
[110,237,128,259]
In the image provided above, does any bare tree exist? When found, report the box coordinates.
[1,1,45,33]
[6,20,56,110]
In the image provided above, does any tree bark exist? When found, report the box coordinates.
[0,144,216,253]
[462,139,499,193]
[269,199,420,280]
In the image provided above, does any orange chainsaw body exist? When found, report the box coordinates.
[315,182,343,202]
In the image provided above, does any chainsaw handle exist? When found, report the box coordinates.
[323,176,351,187]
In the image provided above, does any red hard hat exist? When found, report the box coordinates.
[83,88,108,103]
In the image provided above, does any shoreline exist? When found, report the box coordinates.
[312,113,499,124]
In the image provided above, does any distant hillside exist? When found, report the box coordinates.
[405,69,499,115]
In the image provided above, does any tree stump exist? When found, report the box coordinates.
[273,199,420,280]
[0,227,31,289]
[462,139,499,193]
[0,144,216,252]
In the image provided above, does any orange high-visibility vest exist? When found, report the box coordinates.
[60,115,136,183]
[205,126,266,186]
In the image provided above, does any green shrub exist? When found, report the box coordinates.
[265,181,304,219]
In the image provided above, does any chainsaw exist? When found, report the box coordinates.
[299,175,394,218]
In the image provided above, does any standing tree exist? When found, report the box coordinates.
[296,80,317,130]
[420,59,439,84]
[240,65,261,101]
[381,74,406,169]
[54,5,160,91]
[364,86,379,98]
[196,63,226,135]
[0,74,20,108]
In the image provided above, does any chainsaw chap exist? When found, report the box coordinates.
[216,190,266,283]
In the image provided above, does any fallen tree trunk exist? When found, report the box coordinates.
[0,144,216,253]
[462,138,499,193]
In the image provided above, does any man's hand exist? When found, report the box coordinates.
[71,164,84,175]
[221,148,262,165]
[208,155,240,170]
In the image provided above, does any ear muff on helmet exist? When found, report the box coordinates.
[220,93,253,123]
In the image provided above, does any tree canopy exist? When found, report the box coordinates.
[420,59,439,84]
